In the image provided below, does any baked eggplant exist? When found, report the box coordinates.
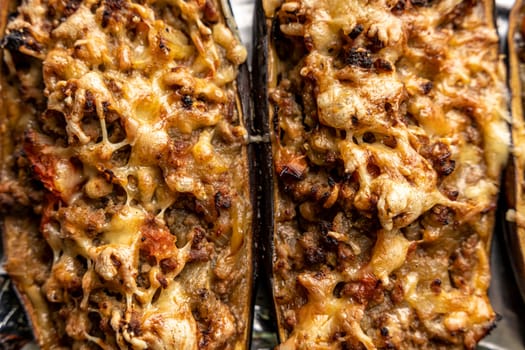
[506,0,525,302]
[253,0,510,348]
[0,0,255,348]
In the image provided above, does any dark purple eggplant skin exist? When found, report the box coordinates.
[250,1,282,345]
[251,0,282,342]
[252,0,272,269]
[220,0,258,334]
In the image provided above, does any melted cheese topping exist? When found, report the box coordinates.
[264,0,508,348]
[1,0,252,348]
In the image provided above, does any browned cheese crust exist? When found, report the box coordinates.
[262,0,509,348]
[0,0,253,349]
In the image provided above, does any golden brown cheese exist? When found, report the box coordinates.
[261,0,509,348]
[0,0,253,349]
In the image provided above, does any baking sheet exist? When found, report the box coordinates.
[1,0,525,349]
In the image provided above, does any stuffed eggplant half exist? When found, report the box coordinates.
[0,0,255,348]
[506,0,525,303]
[253,0,509,348]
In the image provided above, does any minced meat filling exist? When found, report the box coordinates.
[264,0,509,348]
